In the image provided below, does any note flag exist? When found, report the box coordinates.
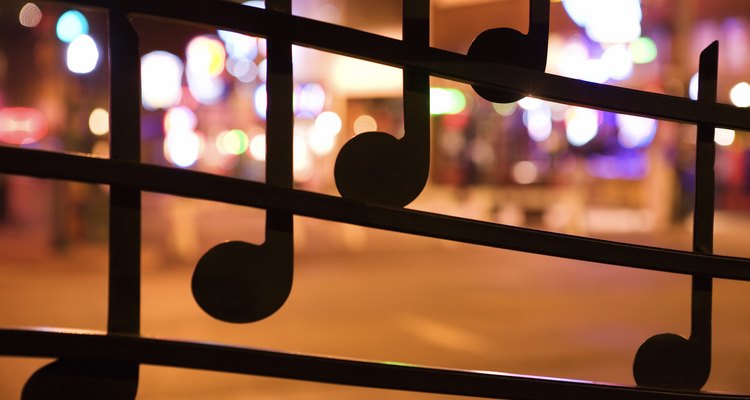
[334,0,430,208]
[467,0,550,103]
[632,42,719,390]
[192,0,294,323]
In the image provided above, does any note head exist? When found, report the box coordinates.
[22,358,138,400]
[633,333,710,390]
[192,240,293,323]
[335,131,425,208]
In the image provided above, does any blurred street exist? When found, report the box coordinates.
[2,188,750,399]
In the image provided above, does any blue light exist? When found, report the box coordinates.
[56,10,89,43]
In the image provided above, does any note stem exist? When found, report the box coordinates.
[689,40,718,361]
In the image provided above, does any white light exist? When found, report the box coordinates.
[141,51,184,110]
[564,0,642,44]
[715,128,735,146]
[254,84,267,119]
[523,104,552,142]
[689,73,699,101]
[186,36,226,78]
[566,107,600,147]
[601,44,634,81]
[616,114,657,148]
[164,130,203,168]
[187,71,225,106]
[314,111,342,137]
[66,34,99,74]
[518,97,543,111]
[164,106,197,133]
[730,82,750,108]
[298,83,326,116]
[217,30,258,60]
[248,133,266,161]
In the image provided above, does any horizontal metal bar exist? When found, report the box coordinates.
[1,146,749,280]
[0,328,747,400]
[51,0,750,131]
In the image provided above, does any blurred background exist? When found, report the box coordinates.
[2,0,750,398]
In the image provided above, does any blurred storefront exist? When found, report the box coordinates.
[0,0,750,250]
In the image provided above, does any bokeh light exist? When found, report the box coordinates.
[19,3,43,28]
[523,104,553,142]
[512,161,539,185]
[518,97,544,111]
[309,111,342,156]
[616,114,657,148]
[629,36,658,64]
[164,129,203,168]
[216,129,249,155]
[601,44,634,81]
[88,108,109,136]
[248,133,266,161]
[730,82,750,107]
[141,51,184,110]
[689,72,700,101]
[430,88,467,115]
[56,10,88,43]
[0,107,48,145]
[492,102,518,116]
[164,106,197,133]
[186,36,226,78]
[66,34,99,74]
[297,83,326,116]
[565,106,600,147]
[715,128,736,147]
[254,84,267,119]
[353,115,377,134]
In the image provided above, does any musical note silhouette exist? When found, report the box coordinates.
[632,42,719,390]
[467,0,550,103]
[23,9,142,399]
[192,0,294,323]
[334,0,430,208]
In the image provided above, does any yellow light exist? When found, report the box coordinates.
[88,108,109,136]
[187,36,226,78]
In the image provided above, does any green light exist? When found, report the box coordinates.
[218,129,249,155]
[430,88,466,115]
[630,37,658,64]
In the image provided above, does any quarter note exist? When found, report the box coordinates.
[192,0,294,323]
[467,0,550,103]
[334,0,430,208]
[632,42,719,390]
[23,9,141,399]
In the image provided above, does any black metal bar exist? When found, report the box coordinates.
[107,7,141,336]
[0,147,749,281]
[1,328,748,400]
[49,0,750,131]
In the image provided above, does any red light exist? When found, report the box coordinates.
[0,107,48,145]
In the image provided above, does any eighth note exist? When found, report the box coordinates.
[467,0,550,103]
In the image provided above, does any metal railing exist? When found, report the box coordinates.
[2,0,750,398]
